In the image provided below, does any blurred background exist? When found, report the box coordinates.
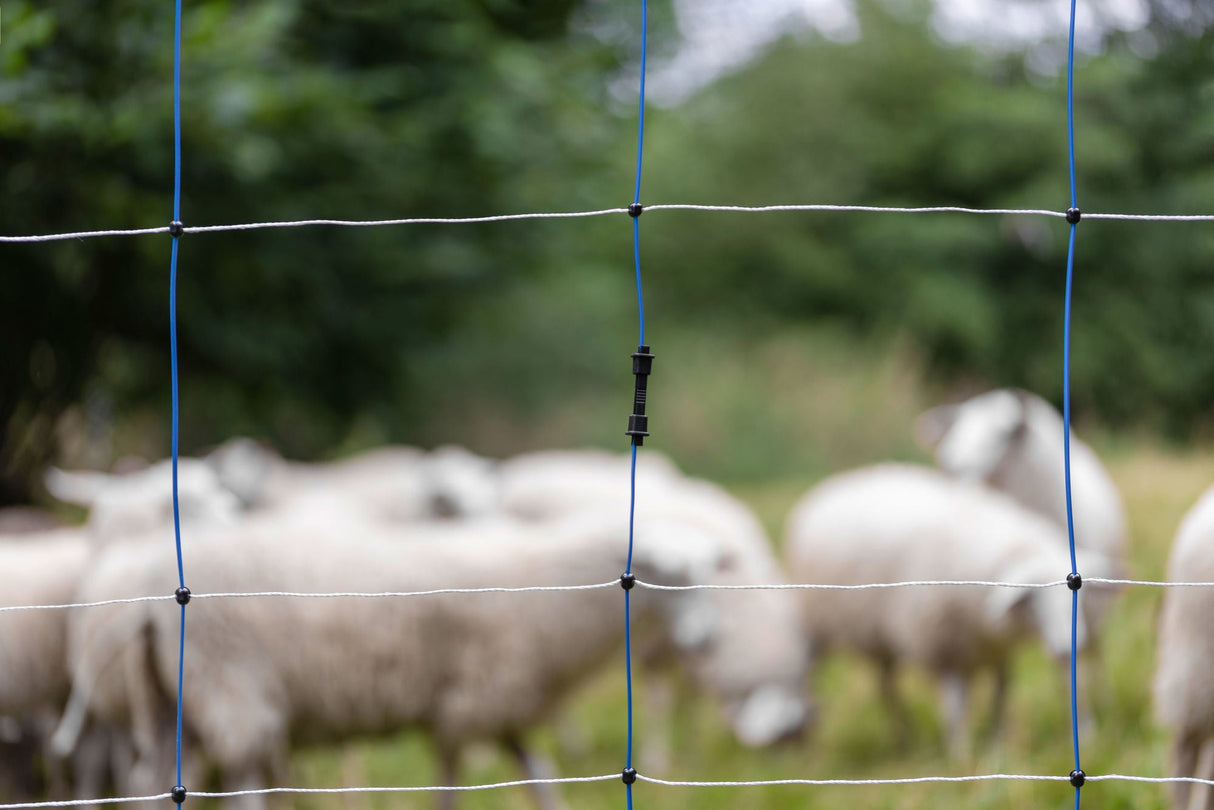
[3,0,1214,498]
[3,0,1214,807]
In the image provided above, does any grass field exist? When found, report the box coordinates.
[277,441,1212,810]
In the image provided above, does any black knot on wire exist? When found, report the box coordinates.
[1066,573,1083,591]
[171,785,187,804]
[1065,207,1082,225]
[175,586,192,605]
[1069,769,1086,788]
[627,203,643,218]
[620,572,636,591]
[622,768,638,785]
[168,221,185,238]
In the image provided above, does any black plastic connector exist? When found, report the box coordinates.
[627,203,643,218]
[1065,208,1081,225]
[1066,573,1082,591]
[171,785,187,804]
[169,221,185,238]
[622,768,638,785]
[1069,769,1085,788]
[175,586,192,605]
[625,345,655,445]
[620,572,636,591]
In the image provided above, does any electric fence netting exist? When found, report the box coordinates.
[2,0,1214,808]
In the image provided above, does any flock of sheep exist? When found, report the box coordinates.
[2,387,1214,810]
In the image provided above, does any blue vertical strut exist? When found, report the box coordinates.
[623,1,648,808]
[1062,0,1082,804]
[169,0,187,794]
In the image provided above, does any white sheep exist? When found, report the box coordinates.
[0,530,93,801]
[917,388,1128,563]
[785,463,1112,757]
[495,448,683,521]
[917,389,1127,727]
[204,439,498,525]
[44,458,242,542]
[495,449,810,758]
[58,511,756,810]
[0,459,241,802]
[1154,482,1214,810]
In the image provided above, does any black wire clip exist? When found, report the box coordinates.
[625,345,655,445]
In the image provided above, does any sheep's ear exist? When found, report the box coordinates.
[914,404,958,449]
[1006,389,1033,439]
[43,468,113,507]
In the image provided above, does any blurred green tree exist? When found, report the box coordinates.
[2,0,1212,503]
[0,0,633,502]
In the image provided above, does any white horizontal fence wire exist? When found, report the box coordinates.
[0,795,174,809]
[0,594,177,612]
[638,773,1069,786]
[5,577,1214,613]
[4,205,1214,243]
[634,578,1070,591]
[0,581,620,612]
[192,581,620,599]
[0,776,620,810]
[6,771,1214,809]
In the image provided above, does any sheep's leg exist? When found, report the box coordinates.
[1188,738,1214,810]
[68,724,111,808]
[640,674,674,775]
[937,670,971,761]
[877,658,911,749]
[436,746,460,810]
[1076,647,1099,739]
[1055,652,1096,742]
[106,727,135,797]
[221,763,268,810]
[985,663,1010,744]
[504,734,566,810]
[29,708,71,800]
[338,744,370,810]
[1171,734,1199,810]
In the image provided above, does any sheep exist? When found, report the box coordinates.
[916,388,1128,563]
[204,439,499,525]
[58,511,755,810]
[495,448,683,521]
[784,463,1114,757]
[0,459,241,802]
[916,389,1128,727]
[43,458,242,543]
[1153,482,1214,810]
[495,449,811,762]
[0,530,92,801]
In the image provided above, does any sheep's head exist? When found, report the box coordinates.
[45,458,241,542]
[984,555,1087,660]
[917,389,1029,484]
[702,590,813,747]
[633,515,813,747]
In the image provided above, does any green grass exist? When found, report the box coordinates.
[268,444,1213,810]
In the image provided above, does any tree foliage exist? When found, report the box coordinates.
[2,0,1212,501]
